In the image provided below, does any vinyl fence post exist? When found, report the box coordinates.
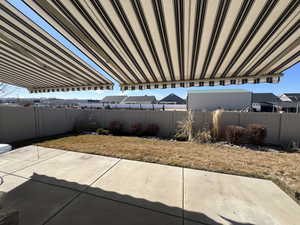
[278,113,282,144]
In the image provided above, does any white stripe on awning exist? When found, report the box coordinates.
[23,0,300,90]
[0,1,113,92]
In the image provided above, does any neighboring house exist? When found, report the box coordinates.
[159,93,186,104]
[101,96,127,104]
[121,96,157,104]
[0,98,40,104]
[187,89,252,111]
[42,98,89,108]
[252,93,281,103]
[252,93,300,113]
[276,101,300,113]
[251,93,281,112]
[279,93,300,102]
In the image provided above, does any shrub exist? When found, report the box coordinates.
[176,110,194,141]
[144,124,160,136]
[108,121,123,135]
[174,132,188,141]
[194,129,213,144]
[225,125,247,145]
[130,123,144,136]
[246,124,267,145]
[96,128,110,135]
[285,140,299,152]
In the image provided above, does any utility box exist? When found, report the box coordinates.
[187,89,252,111]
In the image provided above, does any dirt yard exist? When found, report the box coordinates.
[37,134,300,204]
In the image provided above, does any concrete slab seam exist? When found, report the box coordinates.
[0,150,69,175]
[42,158,122,225]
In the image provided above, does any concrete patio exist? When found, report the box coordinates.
[0,146,299,225]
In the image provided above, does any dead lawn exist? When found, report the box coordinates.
[37,134,300,204]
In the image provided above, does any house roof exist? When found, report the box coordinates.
[122,96,156,103]
[24,0,299,90]
[188,89,249,94]
[0,1,113,93]
[283,93,300,102]
[275,101,300,108]
[159,94,186,104]
[252,93,281,103]
[101,96,127,102]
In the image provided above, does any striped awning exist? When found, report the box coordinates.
[0,1,113,93]
[23,0,300,91]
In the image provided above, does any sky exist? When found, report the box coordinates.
[4,0,300,100]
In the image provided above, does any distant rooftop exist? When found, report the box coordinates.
[159,94,186,104]
[283,93,300,102]
[122,96,157,103]
[101,96,127,103]
[188,89,249,94]
[252,93,281,103]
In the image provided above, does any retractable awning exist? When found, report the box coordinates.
[24,0,300,91]
[0,1,113,93]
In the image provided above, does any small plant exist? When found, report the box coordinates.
[174,132,188,141]
[108,121,123,135]
[246,124,267,145]
[286,140,299,152]
[176,110,194,141]
[194,129,213,144]
[225,125,247,145]
[130,123,144,136]
[96,128,110,135]
[144,123,160,136]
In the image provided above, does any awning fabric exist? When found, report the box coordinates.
[0,1,113,93]
[23,0,300,91]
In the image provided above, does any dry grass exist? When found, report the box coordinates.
[37,134,300,204]
[212,109,223,140]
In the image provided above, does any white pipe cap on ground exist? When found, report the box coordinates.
[0,144,12,153]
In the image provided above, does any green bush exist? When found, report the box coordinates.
[246,124,267,145]
[225,125,247,145]
[174,132,188,141]
[108,121,123,135]
[96,128,110,135]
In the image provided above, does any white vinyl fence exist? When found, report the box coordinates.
[0,106,299,146]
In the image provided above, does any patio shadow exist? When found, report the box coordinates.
[0,173,255,225]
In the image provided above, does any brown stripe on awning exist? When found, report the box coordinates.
[17,0,300,89]
[0,1,113,92]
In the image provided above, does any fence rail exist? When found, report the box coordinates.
[0,106,299,146]
[79,103,187,110]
